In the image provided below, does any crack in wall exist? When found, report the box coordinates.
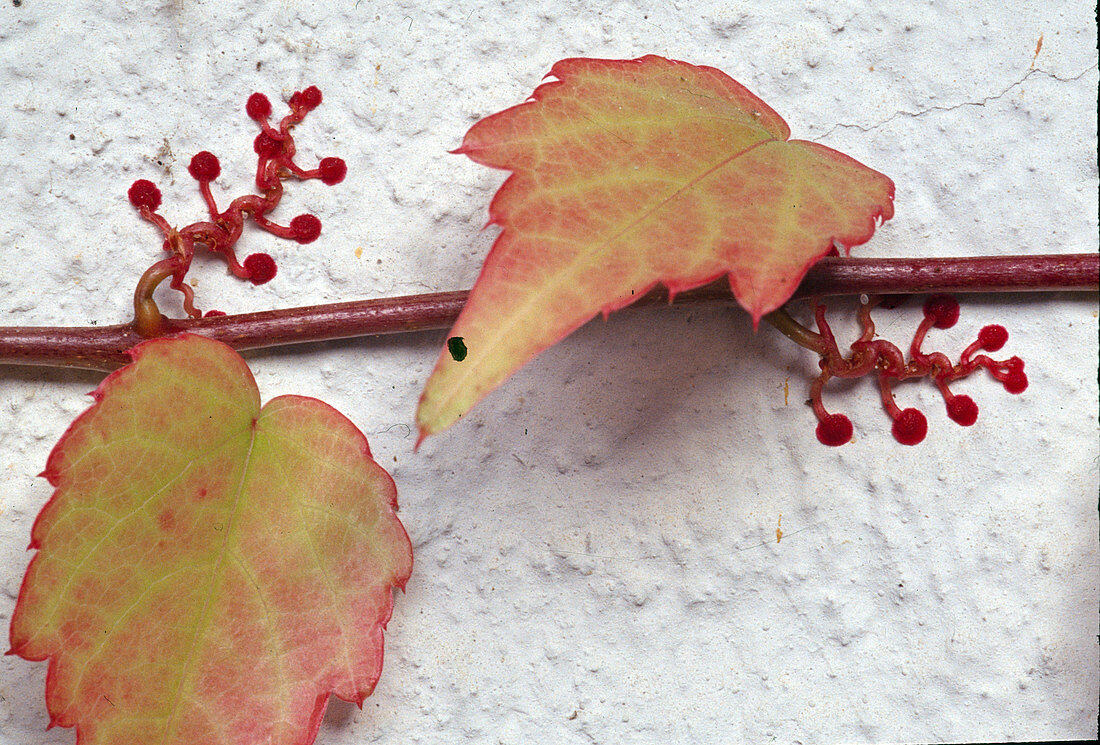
[812,63,1099,142]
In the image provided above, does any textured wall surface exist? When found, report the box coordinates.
[0,1,1097,743]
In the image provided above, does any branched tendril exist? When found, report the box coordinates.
[771,295,1027,446]
[128,85,346,337]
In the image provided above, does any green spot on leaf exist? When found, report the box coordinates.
[448,336,468,362]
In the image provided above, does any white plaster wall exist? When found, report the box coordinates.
[0,1,1096,743]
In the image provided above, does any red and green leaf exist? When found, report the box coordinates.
[8,334,413,745]
[417,55,895,439]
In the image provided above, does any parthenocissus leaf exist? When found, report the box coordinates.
[8,334,413,745]
[417,55,895,439]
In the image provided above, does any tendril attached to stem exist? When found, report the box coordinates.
[766,294,1027,446]
[127,86,347,337]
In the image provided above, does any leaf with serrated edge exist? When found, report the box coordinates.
[417,55,894,439]
[9,334,413,745]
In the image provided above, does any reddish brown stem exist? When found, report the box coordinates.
[1,253,1096,372]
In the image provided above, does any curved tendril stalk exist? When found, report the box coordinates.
[128,85,347,338]
[766,294,1029,446]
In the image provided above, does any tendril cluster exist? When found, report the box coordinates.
[128,85,346,336]
[781,294,1027,446]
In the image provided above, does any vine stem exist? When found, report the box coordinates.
[1,254,1096,372]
